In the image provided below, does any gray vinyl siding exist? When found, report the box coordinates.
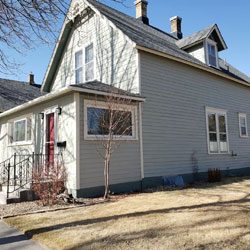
[0,94,77,190]
[140,51,250,178]
[78,94,141,189]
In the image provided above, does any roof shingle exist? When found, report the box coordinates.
[0,78,42,112]
[87,0,249,84]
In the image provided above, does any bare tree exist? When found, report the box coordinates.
[0,0,70,73]
[0,0,127,74]
[88,91,136,199]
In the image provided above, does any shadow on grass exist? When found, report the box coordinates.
[25,192,250,239]
[65,225,250,250]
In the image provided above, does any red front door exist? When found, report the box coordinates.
[46,113,55,164]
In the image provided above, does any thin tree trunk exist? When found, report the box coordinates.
[104,139,111,199]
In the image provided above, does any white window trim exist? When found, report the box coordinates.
[84,99,138,141]
[74,41,96,84]
[205,38,219,68]
[239,113,248,138]
[8,114,33,146]
[205,107,230,155]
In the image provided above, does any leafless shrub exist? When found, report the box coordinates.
[32,163,67,206]
[208,168,221,183]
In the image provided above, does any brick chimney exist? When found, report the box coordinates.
[135,0,149,25]
[170,16,183,39]
[28,73,35,85]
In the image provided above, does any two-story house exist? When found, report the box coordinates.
[1,0,250,198]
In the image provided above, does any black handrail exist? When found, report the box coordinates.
[0,153,63,199]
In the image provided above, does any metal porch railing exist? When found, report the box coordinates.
[0,153,63,198]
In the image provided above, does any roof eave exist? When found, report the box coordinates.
[180,39,205,50]
[41,20,73,93]
[0,87,71,119]
[0,85,145,119]
[69,86,145,102]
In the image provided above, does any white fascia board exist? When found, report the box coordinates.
[41,18,71,91]
[207,25,228,50]
[69,86,145,102]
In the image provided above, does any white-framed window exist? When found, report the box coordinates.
[75,50,83,84]
[206,107,229,154]
[8,117,32,144]
[239,113,248,138]
[74,42,94,84]
[84,100,138,140]
[85,43,94,82]
[206,40,218,68]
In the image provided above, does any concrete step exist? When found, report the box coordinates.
[0,191,20,205]
[0,186,34,204]
[0,191,7,205]
[1,185,20,197]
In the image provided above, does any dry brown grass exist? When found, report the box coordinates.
[5,177,250,250]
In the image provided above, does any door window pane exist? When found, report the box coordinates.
[208,114,216,131]
[207,109,228,154]
[219,115,226,133]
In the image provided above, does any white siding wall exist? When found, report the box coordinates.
[51,10,138,93]
[78,94,141,189]
[140,51,250,178]
[186,43,206,64]
[0,94,77,190]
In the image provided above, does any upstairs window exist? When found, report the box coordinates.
[74,43,94,84]
[75,50,83,84]
[239,113,248,138]
[85,43,94,82]
[207,41,218,68]
[206,107,229,154]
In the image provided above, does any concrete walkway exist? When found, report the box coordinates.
[0,220,45,250]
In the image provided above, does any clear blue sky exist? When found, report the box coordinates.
[1,0,249,84]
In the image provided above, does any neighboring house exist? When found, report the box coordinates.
[0,75,42,113]
[1,0,250,198]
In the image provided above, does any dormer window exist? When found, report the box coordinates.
[207,40,218,68]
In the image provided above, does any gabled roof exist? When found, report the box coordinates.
[176,25,214,49]
[0,78,42,113]
[176,24,228,51]
[41,0,250,92]
[87,0,206,66]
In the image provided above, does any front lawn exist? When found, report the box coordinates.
[5,177,250,250]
